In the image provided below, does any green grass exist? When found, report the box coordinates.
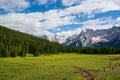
[0,53,120,80]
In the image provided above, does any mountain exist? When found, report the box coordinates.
[51,35,67,44]
[40,26,120,48]
[64,26,120,47]
[40,34,67,44]
[0,25,120,57]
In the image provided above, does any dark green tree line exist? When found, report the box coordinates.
[0,25,120,57]
[0,25,69,57]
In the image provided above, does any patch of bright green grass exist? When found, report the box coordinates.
[96,67,120,80]
[0,53,120,80]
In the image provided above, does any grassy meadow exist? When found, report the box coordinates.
[0,53,120,80]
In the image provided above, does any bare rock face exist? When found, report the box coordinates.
[64,26,120,47]
[52,35,67,44]
[40,26,120,47]
[40,34,67,44]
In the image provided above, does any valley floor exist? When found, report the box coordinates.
[0,54,120,80]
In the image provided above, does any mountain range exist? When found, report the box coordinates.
[41,26,120,47]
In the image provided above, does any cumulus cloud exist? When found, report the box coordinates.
[0,11,78,36]
[62,0,82,6]
[117,17,120,22]
[0,0,120,37]
[0,12,44,35]
[62,0,120,18]
[81,17,116,30]
[34,0,57,5]
[0,0,30,12]
[116,17,120,26]
[41,10,78,29]
[55,27,82,38]
[56,17,120,37]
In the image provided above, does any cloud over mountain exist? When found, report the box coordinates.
[0,0,30,12]
[0,0,120,37]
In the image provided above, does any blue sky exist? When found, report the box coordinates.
[0,0,120,37]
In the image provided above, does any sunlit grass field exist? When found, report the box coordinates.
[0,53,120,80]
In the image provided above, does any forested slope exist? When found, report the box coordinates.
[0,25,120,57]
[0,25,70,57]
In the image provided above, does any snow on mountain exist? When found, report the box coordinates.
[40,26,120,47]
[52,34,67,44]
[64,26,120,47]
[40,34,68,44]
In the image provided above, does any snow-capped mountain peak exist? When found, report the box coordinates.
[40,26,120,47]
[64,26,120,47]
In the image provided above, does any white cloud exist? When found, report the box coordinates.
[57,17,120,37]
[62,0,82,6]
[0,11,78,36]
[117,17,120,22]
[81,17,117,30]
[35,0,57,5]
[0,0,30,12]
[62,0,120,17]
[36,0,48,5]
[40,10,78,29]
[0,12,44,35]
[0,0,120,37]
[56,27,82,38]
[116,17,120,26]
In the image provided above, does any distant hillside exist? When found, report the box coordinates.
[0,25,71,57]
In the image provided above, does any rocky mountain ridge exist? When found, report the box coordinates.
[40,26,120,47]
